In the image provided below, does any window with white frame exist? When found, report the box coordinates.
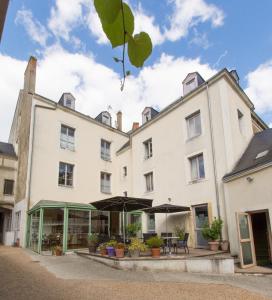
[186,111,201,139]
[189,153,205,181]
[145,172,154,192]
[101,139,111,161]
[143,138,152,159]
[101,172,111,193]
[58,162,74,187]
[60,124,75,151]
[147,213,155,232]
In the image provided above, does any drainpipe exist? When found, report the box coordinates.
[205,84,221,220]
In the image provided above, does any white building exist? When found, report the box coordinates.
[1,57,271,268]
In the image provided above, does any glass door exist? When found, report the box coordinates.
[194,204,209,248]
[29,210,40,252]
[236,212,256,268]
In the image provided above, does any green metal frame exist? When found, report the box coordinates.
[27,200,94,254]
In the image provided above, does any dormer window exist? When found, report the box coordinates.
[102,113,111,126]
[142,107,159,124]
[182,72,205,96]
[58,93,76,110]
[144,111,151,122]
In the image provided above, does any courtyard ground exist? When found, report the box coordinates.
[0,246,272,300]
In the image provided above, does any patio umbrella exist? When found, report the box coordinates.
[91,196,153,243]
[142,204,190,253]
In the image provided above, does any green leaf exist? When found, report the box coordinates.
[94,0,121,24]
[128,32,152,68]
[99,3,134,48]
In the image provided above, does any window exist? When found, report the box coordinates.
[237,109,244,134]
[123,166,127,177]
[102,112,111,126]
[145,172,154,192]
[143,138,152,159]
[101,172,111,193]
[186,111,201,139]
[186,78,195,86]
[58,162,74,187]
[189,153,205,181]
[3,179,14,195]
[147,213,155,232]
[60,125,75,151]
[101,139,111,161]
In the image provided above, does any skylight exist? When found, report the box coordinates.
[255,150,269,159]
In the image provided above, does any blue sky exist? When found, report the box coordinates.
[1,0,272,141]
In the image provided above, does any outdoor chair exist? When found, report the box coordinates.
[174,232,189,254]
[161,232,173,254]
[143,233,157,243]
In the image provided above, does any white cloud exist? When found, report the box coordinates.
[165,0,224,41]
[15,9,50,47]
[189,28,211,49]
[245,60,272,114]
[0,47,217,141]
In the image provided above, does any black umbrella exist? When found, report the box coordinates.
[91,196,153,243]
[142,203,190,254]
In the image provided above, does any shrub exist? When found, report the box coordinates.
[202,218,223,241]
[106,240,118,247]
[126,223,141,237]
[146,236,164,248]
[128,238,147,252]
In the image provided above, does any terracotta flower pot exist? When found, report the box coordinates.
[100,249,107,256]
[151,248,161,258]
[220,240,229,251]
[115,248,125,258]
[208,241,220,251]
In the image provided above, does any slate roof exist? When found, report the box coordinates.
[0,142,16,158]
[224,129,272,180]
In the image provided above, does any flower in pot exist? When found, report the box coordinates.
[88,233,99,253]
[126,222,141,237]
[128,238,147,257]
[115,243,125,258]
[98,243,107,256]
[146,236,163,258]
[202,218,223,251]
[53,245,62,256]
[106,240,117,257]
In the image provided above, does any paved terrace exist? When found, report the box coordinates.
[1,246,272,299]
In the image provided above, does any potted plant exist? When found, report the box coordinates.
[52,245,62,256]
[128,238,147,257]
[202,218,223,251]
[106,240,117,257]
[88,233,99,253]
[98,243,107,256]
[220,240,229,251]
[146,236,163,258]
[115,243,125,258]
[126,222,141,237]
[174,226,185,246]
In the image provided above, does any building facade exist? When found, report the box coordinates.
[1,57,271,268]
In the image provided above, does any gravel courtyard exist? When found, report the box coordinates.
[0,246,272,300]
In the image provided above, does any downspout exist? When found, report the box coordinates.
[205,84,221,220]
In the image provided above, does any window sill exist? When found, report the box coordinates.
[186,134,201,142]
[101,158,112,162]
[101,191,112,195]
[144,190,154,195]
[188,178,206,185]
[60,146,75,152]
[58,184,74,189]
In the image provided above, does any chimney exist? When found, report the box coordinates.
[116,111,122,131]
[24,56,37,94]
[132,122,139,131]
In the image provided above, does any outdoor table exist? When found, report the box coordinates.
[161,236,179,255]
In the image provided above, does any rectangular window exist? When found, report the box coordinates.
[189,153,205,181]
[101,139,111,161]
[60,125,75,151]
[101,172,111,193]
[123,166,127,177]
[58,162,74,187]
[186,111,201,139]
[143,138,153,159]
[145,172,154,192]
[3,179,14,195]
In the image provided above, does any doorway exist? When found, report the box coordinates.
[250,211,272,266]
